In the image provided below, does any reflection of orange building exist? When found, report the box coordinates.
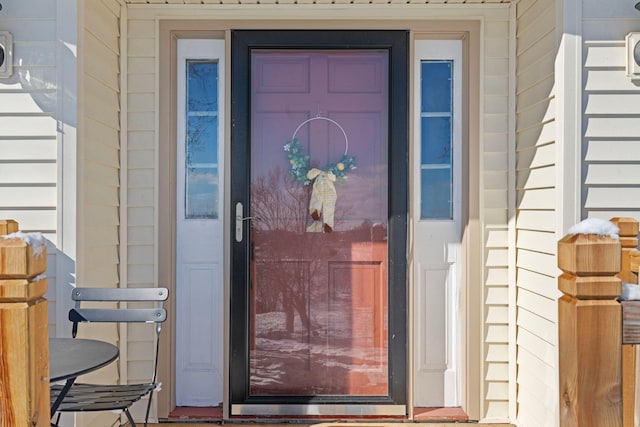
[342,241,388,395]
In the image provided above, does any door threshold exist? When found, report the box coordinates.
[231,404,406,417]
[168,406,222,421]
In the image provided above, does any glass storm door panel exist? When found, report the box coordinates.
[250,49,389,397]
[231,31,408,410]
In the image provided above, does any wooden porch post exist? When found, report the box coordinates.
[612,218,640,427]
[0,220,49,427]
[558,230,622,427]
[612,218,640,284]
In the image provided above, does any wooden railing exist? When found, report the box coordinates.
[0,220,49,426]
[558,217,640,427]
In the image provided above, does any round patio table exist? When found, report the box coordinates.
[49,338,119,418]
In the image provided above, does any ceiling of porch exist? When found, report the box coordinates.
[124,0,511,4]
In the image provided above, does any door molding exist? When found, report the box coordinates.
[156,19,483,421]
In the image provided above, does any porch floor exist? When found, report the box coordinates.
[149,422,514,426]
[148,421,515,427]
[166,407,471,422]
[155,407,514,426]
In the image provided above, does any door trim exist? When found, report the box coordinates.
[157,19,483,421]
[229,29,409,414]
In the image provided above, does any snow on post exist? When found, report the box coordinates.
[558,218,622,427]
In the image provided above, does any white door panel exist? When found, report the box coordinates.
[177,264,223,404]
[176,39,225,407]
[412,39,463,407]
[415,265,448,404]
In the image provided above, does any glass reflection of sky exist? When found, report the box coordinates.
[420,60,453,220]
[421,61,451,112]
[185,60,219,219]
[421,168,452,219]
[188,61,218,111]
[187,117,218,164]
[421,116,451,164]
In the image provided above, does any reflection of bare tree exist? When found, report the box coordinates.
[251,166,353,233]
[250,167,390,395]
[251,166,308,233]
[251,166,350,336]
[251,167,313,335]
[250,166,382,341]
[256,261,311,334]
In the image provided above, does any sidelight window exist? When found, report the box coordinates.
[420,60,453,219]
[185,60,220,219]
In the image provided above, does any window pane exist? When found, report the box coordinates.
[420,60,454,220]
[421,116,451,164]
[187,116,218,164]
[186,167,219,219]
[421,61,452,112]
[421,168,452,219]
[185,60,219,219]
[188,62,218,111]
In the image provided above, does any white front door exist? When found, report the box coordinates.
[175,39,225,406]
[412,39,463,407]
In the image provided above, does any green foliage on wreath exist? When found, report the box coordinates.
[284,138,356,185]
[284,138,310,184]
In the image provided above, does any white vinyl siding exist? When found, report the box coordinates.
[124,15,156,294]
[84,2,163,425]
[514,0,558,426]
[582,0,640,220]
[0,0,59,337]
[77,0,123,426]
[81,0,122,289]
[482,16,511,422]
[125,14,163,424]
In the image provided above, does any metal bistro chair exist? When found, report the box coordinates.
[50,287,168,426]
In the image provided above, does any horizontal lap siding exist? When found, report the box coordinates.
[82,0,121,288]
[582,0,640,222]
[514,0,558,426]
[483,17,511,422]
[126,17,156,290]
[126,15,160,423]
[0,0,58,337]
[77,1,122,426]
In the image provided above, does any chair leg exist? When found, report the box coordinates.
[124,409,137,427]
[144,392,154,427]
[51,412,61,426]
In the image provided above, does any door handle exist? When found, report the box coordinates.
[235,202,261,242]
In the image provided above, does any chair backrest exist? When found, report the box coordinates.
[69,287,168,338]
